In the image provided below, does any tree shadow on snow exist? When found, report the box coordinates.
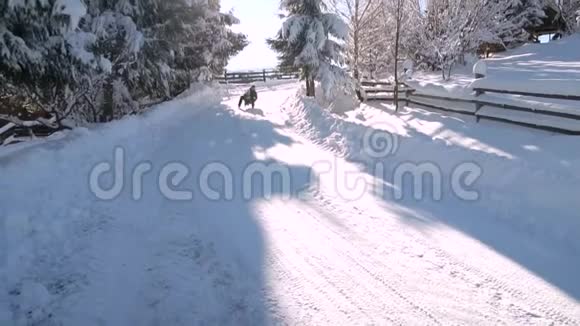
[366,100,580,163]
[397,104,580,162]
[319,109,580,302]
[61,102,316,325]
[145,104,314,324]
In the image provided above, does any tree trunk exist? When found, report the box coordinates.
[353,0,360,81]
[101,76,114,123]
[306,78,315,97]
[447,64,453,81]
[393,0,401,112]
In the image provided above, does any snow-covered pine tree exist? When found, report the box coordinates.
[130,0,247,100]
[189,3,248,83]
[491,0,547,46]
[577,1,580,28]
[81,0,144,122]
[1,0,247,132]
[553,0,580,33]
[0,0,97,128]
[268,0,349,97]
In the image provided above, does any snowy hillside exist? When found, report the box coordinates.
[408,33,580,98]
[1,81,579,325]
[399,34,580,133]
[472,33,580,97]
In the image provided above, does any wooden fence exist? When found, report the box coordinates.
[361,80,580,135]
[361,81,413,101]
[214,68,300,84]
[0,120,56,146]
[0,67,302,146]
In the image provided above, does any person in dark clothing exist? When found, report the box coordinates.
[238,85,258,109]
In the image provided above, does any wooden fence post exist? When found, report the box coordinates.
[224,70,228,84]
[474,89,484,122]
[405,88,412,107]
[263,69,267,82]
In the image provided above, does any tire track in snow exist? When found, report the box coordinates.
[279,91,580,325]
[306,188,580,325]
[417,243,580,325]
[295,205,443,325]
[265,236,383,325]
[264,222,394,324]
[259,204,434,325]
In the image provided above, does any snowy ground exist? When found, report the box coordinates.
[472,33,580,97]
[407,33,580,98]
[401,34,580,132]
[1,81,579,325]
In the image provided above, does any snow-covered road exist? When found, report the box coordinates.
[1,82,579,325]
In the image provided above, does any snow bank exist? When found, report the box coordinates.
[312,83,360,115]
[471,77,580,98]
[406,72,475,99]
[285,89,580,254]
[477,105,580,132]
[478,93,580,117]
[409,96,478,114]
[472,60,487,77]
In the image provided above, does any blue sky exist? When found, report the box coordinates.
[222,0,282,71]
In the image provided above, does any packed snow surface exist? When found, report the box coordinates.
[1,81,579,325]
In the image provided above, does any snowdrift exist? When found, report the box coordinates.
[285,89,580,254]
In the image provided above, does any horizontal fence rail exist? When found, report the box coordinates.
[214,68,300,84]
[360,80,580,135]
[0,121,56,146]
[1,68,302,146]
[473,88,580,102]
[360,81,410,101]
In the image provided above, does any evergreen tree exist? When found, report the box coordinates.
[81,0,144,122]
[553,0,580,34]
[127,0,247,100]
[0,0,247,128]
[0,0,97,127]
[268,0,349,97]
[492,0,547,46]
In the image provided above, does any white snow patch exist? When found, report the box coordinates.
[53,0,87,31]
[473,60,487,76]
